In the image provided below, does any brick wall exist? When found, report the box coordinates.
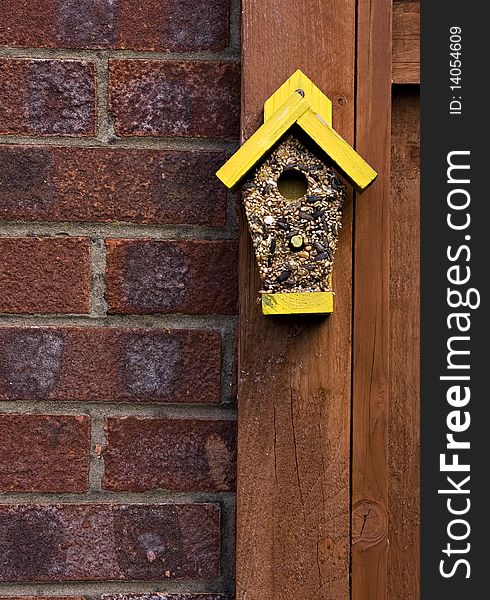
[0,2,240,599]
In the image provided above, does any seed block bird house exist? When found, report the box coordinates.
[216,70,377,315]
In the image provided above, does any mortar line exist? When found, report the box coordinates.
[89,238,108,318]
[229,0,242,51]
[0,580,229,596]
[88,414,106,492]
[0,47,240,62]
[219,326,238,407]
[0,135,239,152]
[0,223,237,241]
[0,313,237,329]
[0,402,237,420]
[94,52,115,143]
[0,490,235,505]
[225,190,239,237]
[219,495,237,592]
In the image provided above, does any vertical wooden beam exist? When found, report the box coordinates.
[352,0,392,599]
[388,87,420,600]
[238,1,356,598]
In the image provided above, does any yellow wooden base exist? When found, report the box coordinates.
[261,291,334,315]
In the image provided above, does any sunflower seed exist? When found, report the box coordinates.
[314,250,332,261]
[277,270,291,283]
[331,175,343,191]
[299,211,314,221]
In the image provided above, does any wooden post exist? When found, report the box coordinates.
[352,0,392,598]
[238,1,355,598]
[237,1,392,598]
[388,87,420,600]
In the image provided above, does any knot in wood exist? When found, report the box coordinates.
[352,500,387,547]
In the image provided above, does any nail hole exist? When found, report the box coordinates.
[277,169,308,200]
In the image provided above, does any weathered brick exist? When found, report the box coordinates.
[57,0,117,47]
[0,327,221,403]
[0,0,229,51]
[102,595,230,600]
[103,417,236,492]
[106,240,238,314]
[0,238,91,314]
[109,61,240,138]
[0,504,220,581]
[0,146,228,226]
[0,415,89,492]
[0,0,55,47]
[0,59,95,136]
[117,0,229,51]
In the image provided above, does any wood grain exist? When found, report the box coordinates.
[393,0,420,84]
[352,0,392,599]
[388,87,420,600]
[238,0,356,597]
[261,290,334,315]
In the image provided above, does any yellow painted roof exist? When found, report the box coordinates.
[216,71,377,193]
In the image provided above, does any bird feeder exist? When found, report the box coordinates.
[216,70,377,315]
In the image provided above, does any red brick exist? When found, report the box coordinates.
[0,0,229,51]
[56,0,117,47]
[0,238,91,314]
[109,61,240,138]
[103,417,236,492]
[0,0,116,49]
[0,146,228,226]
[0,415,89,493]
[0,504,220,581]
[102,595,230,600]
[106,240,238,314]
[117,0,229,51]
[0,59,95,136]
[0,327,221,403]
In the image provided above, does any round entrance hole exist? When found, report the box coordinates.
[277,169,308,200]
